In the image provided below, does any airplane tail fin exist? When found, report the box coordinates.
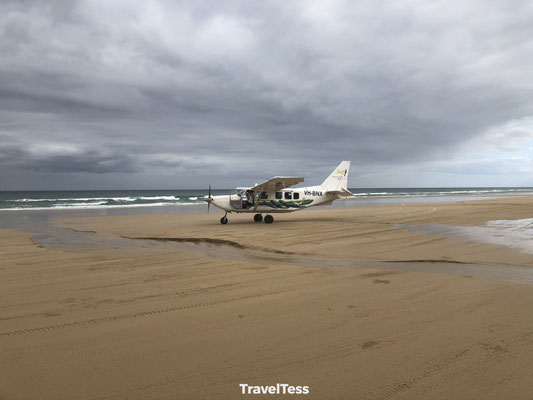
[321,161,351,192]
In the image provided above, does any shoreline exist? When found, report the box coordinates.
[1,190,532,213]
[0,191,528,226]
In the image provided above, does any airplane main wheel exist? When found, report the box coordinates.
[220,217,228,224]
[264,215,274,224]
[254,214,263,222]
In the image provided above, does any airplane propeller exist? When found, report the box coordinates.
[205,184,212,214]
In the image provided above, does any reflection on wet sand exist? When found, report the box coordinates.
[401,218,533,255]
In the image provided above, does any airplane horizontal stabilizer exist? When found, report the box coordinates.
[325,188,353,197]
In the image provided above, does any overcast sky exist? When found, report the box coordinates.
[1,0,533,190]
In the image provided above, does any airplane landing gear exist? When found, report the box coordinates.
[264,215,274,224]
[220,212,228,224]
[254,214,262,222]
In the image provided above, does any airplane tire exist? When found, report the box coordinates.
[264,215,274,224]
[220,217,228,224]
[254,214,263,222]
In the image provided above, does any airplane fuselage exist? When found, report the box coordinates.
[210,185,338,214]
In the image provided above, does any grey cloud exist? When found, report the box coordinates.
[22,151,138,174]
[0,141,138,174]
[1,0,533,188]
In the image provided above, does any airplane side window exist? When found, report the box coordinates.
[284,192,292,200]
[260,192,268,199]
[275,192,282,199]
[293,192,299,200]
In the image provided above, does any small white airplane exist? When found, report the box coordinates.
[205,161,352,224]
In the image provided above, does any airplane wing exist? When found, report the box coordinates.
[250,176,304,192]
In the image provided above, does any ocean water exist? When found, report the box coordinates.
[0,190,221,211]
[0,187,532,211]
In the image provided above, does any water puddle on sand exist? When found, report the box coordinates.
[114,237,533,285]
[2,212,533,284]
[400,218,533,255]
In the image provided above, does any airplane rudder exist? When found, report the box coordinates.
[322,160,350,189]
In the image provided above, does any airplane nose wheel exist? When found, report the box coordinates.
[254,214,263,222]
[220,212,228,224]
[264,215,274,224]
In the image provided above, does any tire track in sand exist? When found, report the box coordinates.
[0,290,283,337]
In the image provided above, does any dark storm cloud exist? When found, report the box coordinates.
[1,0,533,188]
[0,139,137,173]
[24,151,138,174]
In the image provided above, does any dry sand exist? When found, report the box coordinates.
[1,196,533,399]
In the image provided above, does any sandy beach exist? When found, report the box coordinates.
[1,196,533,399]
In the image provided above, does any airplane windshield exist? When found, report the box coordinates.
[231,189,255,209]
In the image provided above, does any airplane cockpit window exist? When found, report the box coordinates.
[293,192,300,200]
[275,192,282,199]
[284,192,292,200]
[260,192,268,199]
[231,189,255,209]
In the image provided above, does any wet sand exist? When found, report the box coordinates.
[1,196,533,399]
